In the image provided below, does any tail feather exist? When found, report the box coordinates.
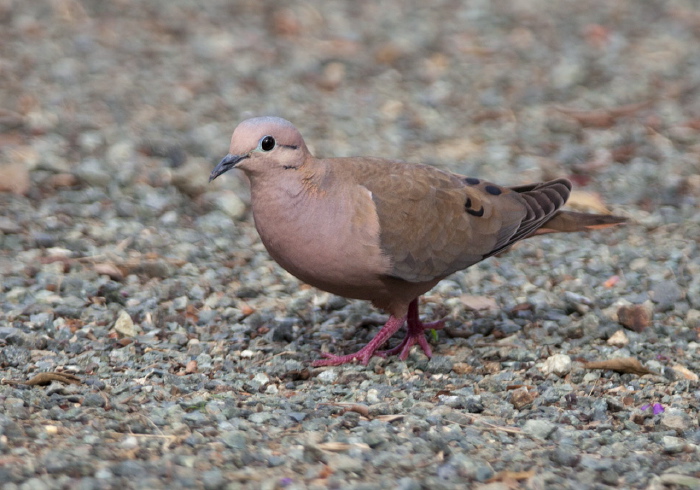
[533,211,627,236]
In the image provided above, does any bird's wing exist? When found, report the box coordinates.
[342,158,571,282]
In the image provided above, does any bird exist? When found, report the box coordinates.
[209,116,626,367]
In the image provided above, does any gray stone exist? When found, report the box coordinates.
[523,419,557,440]
[221,430,247,450]
[112,460,148,478]
[288,412,307,422]
[74,158,111,187]
[327,453,363,473]
[363,431,387,449]
[0,217,21,234]
[82,393,106,408]
[651,280,683,311]
[660,410,693,432]
[249,412,273,424]
[662,436,686,454]
[202,469,225,490]
[396,477,422,490]
[550,446,580,467]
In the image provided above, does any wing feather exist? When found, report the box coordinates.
[339,157,571,282]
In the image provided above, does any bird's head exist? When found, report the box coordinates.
[209,116,308,182]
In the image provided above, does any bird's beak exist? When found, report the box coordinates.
[209,154,247,182]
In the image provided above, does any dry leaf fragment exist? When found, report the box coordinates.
[466,415,523,435]
[185,359,198,374]
[318,402,370,418]
[2,372,82,386]
[283,369,311,381]
[0,162,31,195]
[45,173,78,188]
[510,387,537,409]
[487,469,536,483]
[482,361,502,375]
[511,302,534,313]
[670,364,699,381]
[460,294,498,311]
[93,262,124,281]
[452,362,473,375]
[375,414,405,423]
[184,304,199,323]
[554,101,650,128]
[317,442,351,452]
[28,372,82,385]
[239,303,255,317]
[506,384,535,390]
[603,275,621,288]
[566,190,612,214]
[611,144,636,164]
[583,357,655,376]
[317,463,334,479]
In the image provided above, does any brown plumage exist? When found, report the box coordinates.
[210,117,626,366]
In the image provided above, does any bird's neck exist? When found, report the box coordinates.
[248,164,327,223]
[252,159,328,199]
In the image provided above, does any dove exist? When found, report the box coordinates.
[209,116,626,366]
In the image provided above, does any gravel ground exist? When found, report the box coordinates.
[1,1,700,489]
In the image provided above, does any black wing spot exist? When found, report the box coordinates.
[464,177,480,185]
[485,185,502,195]
[465,197,484,217]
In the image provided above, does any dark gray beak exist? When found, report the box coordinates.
[209,154,247,182]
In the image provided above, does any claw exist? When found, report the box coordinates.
[313,299,445,366]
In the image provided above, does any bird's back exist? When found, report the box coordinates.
[332,157,571,283]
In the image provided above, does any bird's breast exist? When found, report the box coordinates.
[249,183,392,300]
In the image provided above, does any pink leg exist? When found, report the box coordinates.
[312,298,444,366]
[377,299,444,360]
[312,314,406,366]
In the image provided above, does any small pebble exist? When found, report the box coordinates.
[662,436,686,454]
[113,310,141,337]
[607,329,629,347]
[541,354,572,377]
[523,420,557,440]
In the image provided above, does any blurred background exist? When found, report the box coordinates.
[1,0,699,213]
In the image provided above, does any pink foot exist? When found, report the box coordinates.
[377,318,445,360]
[312,314,406,366]
[312,298,443,366]
[377,300,445,360]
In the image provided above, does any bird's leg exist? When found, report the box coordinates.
[376,298,445,360]
[312,314,407,367]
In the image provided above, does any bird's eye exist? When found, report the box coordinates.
[260,136,275,152]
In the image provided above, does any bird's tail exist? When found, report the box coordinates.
[533,211,627,236]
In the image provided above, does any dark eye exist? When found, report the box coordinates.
[260,136,275,151]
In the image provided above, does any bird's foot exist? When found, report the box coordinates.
[312,314,407,367]
[377,318,445,360]
[312,349,375,367]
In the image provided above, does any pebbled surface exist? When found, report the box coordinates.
[0,1,699,489]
